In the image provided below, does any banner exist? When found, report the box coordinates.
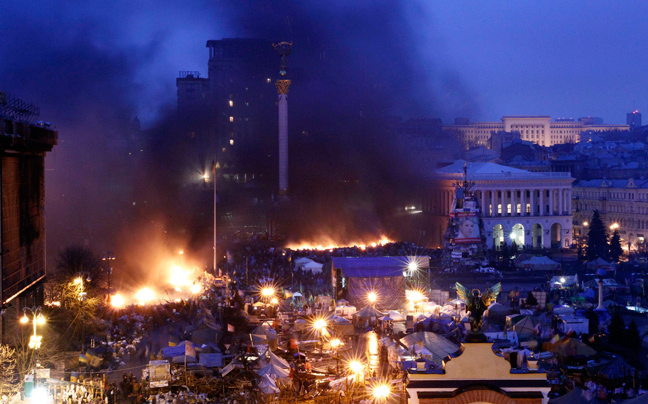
[454,212,480,244]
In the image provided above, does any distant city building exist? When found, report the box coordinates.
[627,110,642,129]
[444,115,629,149]
[177,38,277,175]
[572,178,648,250]
[0,93,57,343]
[426,161,574,249]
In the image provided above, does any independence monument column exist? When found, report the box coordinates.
[273,41,292,196]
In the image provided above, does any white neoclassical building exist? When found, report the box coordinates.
[443,115,629,148]
[430,161,574,249]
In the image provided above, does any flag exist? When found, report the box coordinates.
[227,324,235,332]
[212,159,216,174]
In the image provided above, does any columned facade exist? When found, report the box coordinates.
[431,161,574,249]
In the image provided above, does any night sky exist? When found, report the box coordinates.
[1,1,647,269]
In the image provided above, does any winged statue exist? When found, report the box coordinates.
[456,282,501,336]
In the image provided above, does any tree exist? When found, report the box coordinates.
[585,309,599,335]
[609,230,623,263]
[0,345,19,398]
[626,320,641,351]
[587,210,609,261]
[608,310,625,345]
[525,291,538,307]
[52,246,108,293]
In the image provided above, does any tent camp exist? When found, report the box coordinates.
[517,256,561,271]
[295,258,324,274]
[259,374,281,394]
[256,363,290,379]
[161,341,197,364]
[399,331,461,367]
[513,316,540,341]
[586,257,616,272]
[353,305,385,327]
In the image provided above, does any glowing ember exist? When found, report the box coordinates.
[286,236,393,251]
[136,288,155,304]
[111,294,125,308]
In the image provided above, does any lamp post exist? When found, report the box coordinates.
[102,252,115,293]
[330,338,341,375]
[20,307,46,395]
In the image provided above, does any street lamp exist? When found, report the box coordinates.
[330,338,342,375]
[20,307,46,350]
[372,382,391,403]
[368,292,377,306]
[102,252,116,292]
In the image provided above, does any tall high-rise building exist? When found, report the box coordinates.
[177,38,277,176]
[176,39,279,235]
[0,92,57,342]
[627,110,642,129]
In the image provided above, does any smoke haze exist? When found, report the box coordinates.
[0,1,477,283]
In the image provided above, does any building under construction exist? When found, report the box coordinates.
[0,91,57,342]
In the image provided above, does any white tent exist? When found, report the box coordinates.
[259,374,281,394]
[517,256,561,271]
[268,351,290,369]
[294,257,324,274]
[256,363,290,379]
[388,310,405,321]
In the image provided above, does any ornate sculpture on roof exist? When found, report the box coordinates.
[456,282,501,342]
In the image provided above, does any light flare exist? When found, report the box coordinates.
[111,294,125,308]
[136,288,155,304]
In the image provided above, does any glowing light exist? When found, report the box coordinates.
[583,222,589,227]
[270,297,279,305]
[261,287,275,298]
[32,387,52,403]
[20,315,29,324]
[285,236,393,251]
[179,250,184,255]
[74,278,82,285]
[313,318,327,331]
[170,265,192,287]
[348,360,364,374]
[610,223,619,230]
[190,283,202,294]
[330,338,342,349]
[229,100,233,107]
[136,288,155,304]
[407,290,424,303]
[368,292,377,304]
[408,262,418,272]
[111,294,125,308]
[560,277,566,283]
[373,383,391,401]
[36,314,46,325]
[202,173,208,181]
[29,335,42,349]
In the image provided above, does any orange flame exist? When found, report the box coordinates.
[286,235,393,251]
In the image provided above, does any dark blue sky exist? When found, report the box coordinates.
[2,1,645,126]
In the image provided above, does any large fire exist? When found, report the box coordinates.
[285,235,393,251]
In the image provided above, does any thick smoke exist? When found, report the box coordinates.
[0,1,477,285]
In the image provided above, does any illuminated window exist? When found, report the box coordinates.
[222,147,226,152]
[489,204,493,215]
[507,204,512,214]
[526,203,531,214]
[229,139,234,145]
[229,100,233,107]
[497,204,502,214]
[229,116,234,122]
[266,78,271,83]
[516,204,521,214]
